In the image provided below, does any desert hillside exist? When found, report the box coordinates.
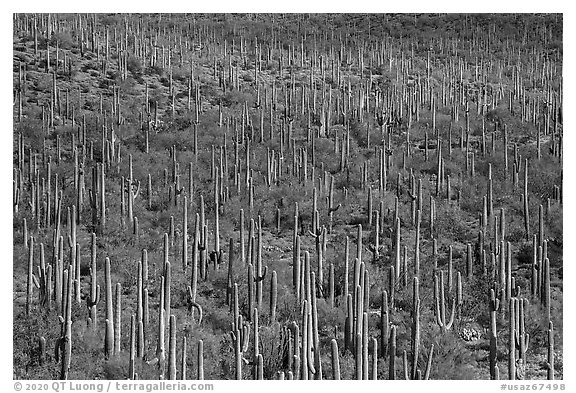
[13,13,563,380]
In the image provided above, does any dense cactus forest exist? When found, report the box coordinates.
[13,13,563,380]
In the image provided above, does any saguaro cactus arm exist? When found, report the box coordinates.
[186,286,203,326]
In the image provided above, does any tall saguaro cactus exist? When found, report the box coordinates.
[489,288,500,380]
[434,271,455,332]
[104,257,114,359]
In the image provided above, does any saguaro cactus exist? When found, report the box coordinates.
[344,294,353,352]
[226,238,235,306]
[389,325,397,380]
[104,257,114,359]
[38,336,46,366]
[270,270,277,322]
[56,266,72,380]
[434,271,455,332]
[371,337,378,380]
[380,290,389,358]
[154,277,166,374]
[87,234,100,329]
[423,345,434,380]
[114,283,122,355]
[186,286,203,326]
[523,159,530,241]
[543,257,551,322]
[129,314,136,380]
[168,315,177,380]
[26,236,34,315]
[181,337,187,380]
[489,288,500,380]
[508,298,516,380]
[330,339,340,380]
[547,321,555,380]
[410,277,421,380]
[293,233,301,301]
[514,298,530,372]
[182,196,188,272]
[197,340,204,380]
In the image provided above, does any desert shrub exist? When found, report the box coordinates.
[434,202,477,244]
[14,51,29,63]
[220,90,254,108]
[50,32,74,49]
[259,322,289,378]
[204,304,234,335]
[273,290,300,324]
[117,76,139,97]
[420,326,481,379]
[515,241,534,267]
[250,185,284,228]
[241,72,254,83]
[147,64,165,77]
[525,290,563,348]
[126,55,143,76]
[148,86,169,108]
[336,352,358,379]
[459,275,493,327]
[15,115,45,151]
[528,158,562,201]
[102,356,129,379]
[150,128,197,152]
[316,298,346,333]
[312,137,340,172]
[546,204,562,245]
